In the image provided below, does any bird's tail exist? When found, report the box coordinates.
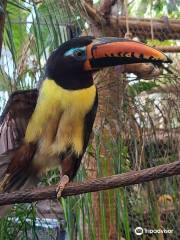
[0,143,38,217]
[0,152,11,216]
[0,152,11,182]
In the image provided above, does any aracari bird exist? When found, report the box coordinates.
[0,36,171,213]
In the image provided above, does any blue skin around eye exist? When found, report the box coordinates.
[64,47,86,61]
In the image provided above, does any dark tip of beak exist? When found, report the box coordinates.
[166,57,173,64]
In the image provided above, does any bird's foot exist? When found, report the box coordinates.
[56,175,69,200]
[0,174,10,192]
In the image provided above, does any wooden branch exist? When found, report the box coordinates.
[82,2,180,41]
[122,63,162,78]
[83,1,103,24]
[110,16,180,40]
[99,0,117,18]
[84,0,93,7]
[116,16,180,25]
[155,46,180,53]
[0,160,180,206]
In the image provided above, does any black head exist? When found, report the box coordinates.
[45,36,95,90]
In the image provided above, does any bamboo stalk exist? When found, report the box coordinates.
[0,0,7,57]
[0,160,180,206]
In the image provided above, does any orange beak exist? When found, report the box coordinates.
[84,37,172,70]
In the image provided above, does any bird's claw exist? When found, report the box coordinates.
[56,175,69,199]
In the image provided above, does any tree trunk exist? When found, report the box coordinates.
[82,1,127,239]
[84,69,126,239]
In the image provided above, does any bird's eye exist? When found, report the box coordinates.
[74,49,83,57]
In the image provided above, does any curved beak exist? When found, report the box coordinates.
[84,37,172,71]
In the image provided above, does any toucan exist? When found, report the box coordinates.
[0,36,171,207]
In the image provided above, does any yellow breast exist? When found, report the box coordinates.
[25,79,96,156]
